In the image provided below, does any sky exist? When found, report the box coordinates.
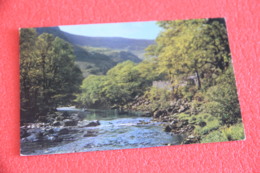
[59,21,162,40]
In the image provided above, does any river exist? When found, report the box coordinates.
[21,108,183,155]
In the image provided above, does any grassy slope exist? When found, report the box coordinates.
[176,113,245,143]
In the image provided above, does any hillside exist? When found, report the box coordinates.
[36,27,154,77]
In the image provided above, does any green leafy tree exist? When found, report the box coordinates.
[77,61,148,108]
[203,66,241,124]
[147,19,231,92]
[20,29,83,121]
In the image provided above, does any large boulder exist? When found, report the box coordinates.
[55,115,64,121]
[83,131,97,137]
[176,121,183,128]
[164,125,172,132]
[142,112,152,117]
[52,121,62,126]
[63,119,78,126]
[153,110,166,118]
[183,135,200,144]
[199,121,207,127]
[58,128,70,135]
[85,121,100,127]
[62,111,70,117]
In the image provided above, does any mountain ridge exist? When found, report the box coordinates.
[35,26,155,77]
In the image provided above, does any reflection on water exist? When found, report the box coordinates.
[21,108,183,155]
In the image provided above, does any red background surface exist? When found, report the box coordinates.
[0,0,259,172]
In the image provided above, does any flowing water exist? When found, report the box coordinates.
[21,108,183,155]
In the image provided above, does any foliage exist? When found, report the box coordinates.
[176,113,221,135]
[76,18,241,130]
[201,123,244,143]
[203,66,241,124]
[201,130,228,143]
[221,123,245,141]
[194,116,221,135]
[20,29,83,120]
[77,61,148,108]
[144,87,171,110]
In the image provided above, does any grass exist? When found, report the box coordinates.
[201,130,228,143]
[201,123,245,143]
[221,123,245,141]
[194,114,221,135]
[175,113,221,135]
[175,113,245,143]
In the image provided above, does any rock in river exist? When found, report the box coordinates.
[58,128,70,135]
[164,125,172,132]
[85,120,100,127]
[63,119,78,126]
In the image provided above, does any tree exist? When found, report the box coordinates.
[77,61,148,108]
[20,29,83,121]
[203,66,241,124]
[146,19,231,92]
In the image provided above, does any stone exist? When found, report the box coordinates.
[63,119,78,126]
[199,121,207,127]
[85,121,100,127]
[62,111,70,117]
[20,128,29,138]
[183,135,200,144]
[142,112,152,117]
[188,135,195,139]
[167,107,173,113]
[182,120,189,126]
[164,125,172,132]
[176,122,183,128]
[53,121,61,126]
[58,128,69,135]
[55,115,64,121]
[153,110,162,118]
[83,131,97,137]
[178,105,188,113]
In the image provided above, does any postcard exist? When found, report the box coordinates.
[20,18,245,155]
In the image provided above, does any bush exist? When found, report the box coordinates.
[179,85,197,101]
[203,67,241,124]
[190,100,203,115]
[194,118,220,135]
[201,130,228,143]
[194,113,221,135]
[145,87,171,110]
[221,123,245,141]
[177,113,191,120]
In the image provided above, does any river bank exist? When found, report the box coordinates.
[20,109,183,155]
[124,95,244,144]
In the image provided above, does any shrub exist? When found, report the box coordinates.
[190,100,203,115]
[203,67,241,125]
[145,87,171,110]
[177,113,191,120]
[221,123,245,141]
[194,114,221,135]
[201,130,228,143]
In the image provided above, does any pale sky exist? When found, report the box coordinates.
[59,21,162,40]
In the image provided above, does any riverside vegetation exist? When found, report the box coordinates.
[20,18,244,153]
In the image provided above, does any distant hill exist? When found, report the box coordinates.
[36,27,154,77]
